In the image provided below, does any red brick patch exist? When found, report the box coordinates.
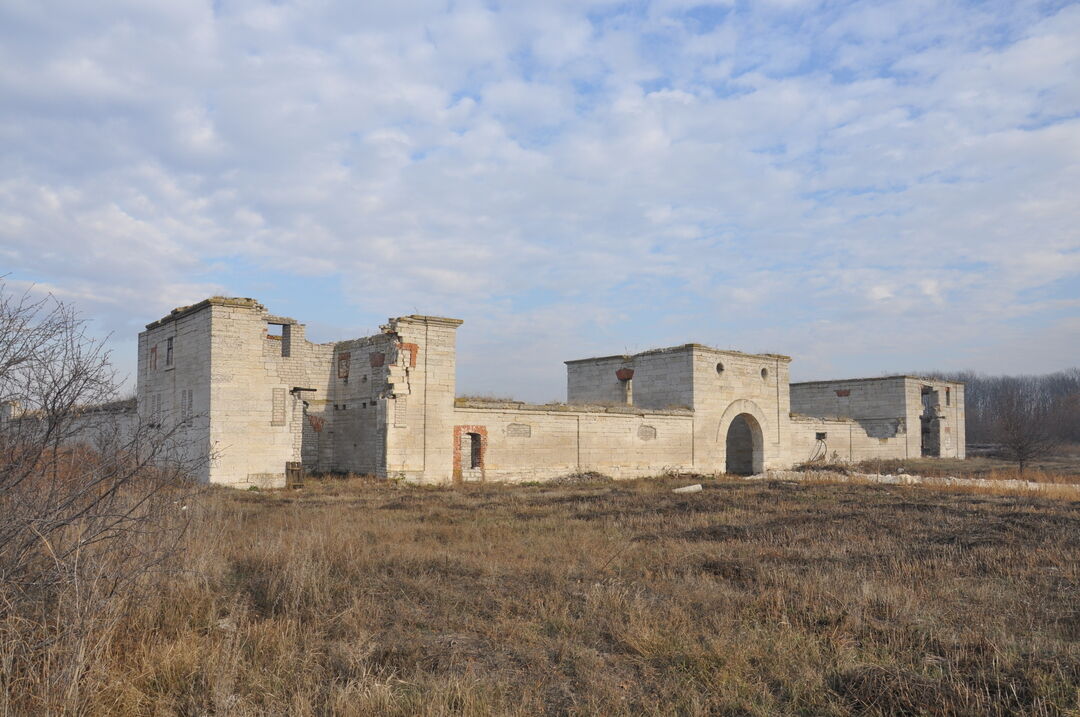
[836,389,851,397]
[397,342,420,368]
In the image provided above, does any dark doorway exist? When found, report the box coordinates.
[725,413,763,475]
[459,430,484,482]
[468,432,482,469]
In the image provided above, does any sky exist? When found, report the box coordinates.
[1,0,1078,402]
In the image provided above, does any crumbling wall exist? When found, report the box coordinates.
[789,415,908,464]
[325,333,397,476]
[134,296,969,488]
[791,377,965,461]
[381,316,463,483]
[903,379,965,459]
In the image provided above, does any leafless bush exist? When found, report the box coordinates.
[993,381,1061,473]
[0,282,201,711]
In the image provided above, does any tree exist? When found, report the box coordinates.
[992,380,1060,474]
[0,281,200,710]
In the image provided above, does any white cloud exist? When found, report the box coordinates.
[0,0,1077,400]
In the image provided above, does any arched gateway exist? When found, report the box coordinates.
[725,413,764,474]
[717,400,767,475]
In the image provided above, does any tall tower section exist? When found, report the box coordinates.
[381,315,464,482]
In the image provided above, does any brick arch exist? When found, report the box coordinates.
[716,399,769,474]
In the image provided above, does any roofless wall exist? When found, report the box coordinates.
[133,297,965,486]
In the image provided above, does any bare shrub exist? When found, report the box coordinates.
[0,282,200,712]
[993,381,1061,474]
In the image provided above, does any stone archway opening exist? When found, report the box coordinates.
[725,413,764,475]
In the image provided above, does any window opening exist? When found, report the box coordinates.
[166,337,174,367]
[267,323,291,357]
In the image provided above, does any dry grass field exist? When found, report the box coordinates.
[6,472,1079,716]
[848,444,1080,485]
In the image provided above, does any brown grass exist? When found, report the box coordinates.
[851,445,1080,484]
[4,474,1080,715]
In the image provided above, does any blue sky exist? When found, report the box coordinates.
[2,0,1078,401]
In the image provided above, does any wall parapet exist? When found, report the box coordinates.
[791,375,965,387]
[145,296,265,330]
[565,343,791,365]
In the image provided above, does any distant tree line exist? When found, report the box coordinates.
[923,369,1079,472]
[926,369,1080,444]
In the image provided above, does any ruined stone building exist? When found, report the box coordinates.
[136,297,965,487]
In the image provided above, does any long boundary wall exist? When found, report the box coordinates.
[452,400,694,482]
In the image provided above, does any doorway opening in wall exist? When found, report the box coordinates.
[921,385,941,457]
[458,431,485,482]
[725,413,763,475]
[468,433,482,469]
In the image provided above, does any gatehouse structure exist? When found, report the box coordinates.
[135,297,965,487]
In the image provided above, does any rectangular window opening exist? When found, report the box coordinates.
[266,323,291,357]
[166,337,174,367]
